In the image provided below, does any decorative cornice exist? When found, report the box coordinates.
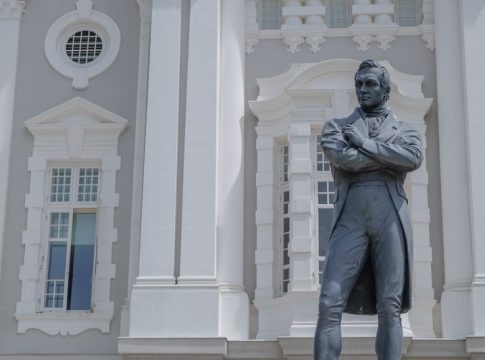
[0,0,24,19]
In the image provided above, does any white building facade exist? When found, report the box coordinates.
[0,0,484,359]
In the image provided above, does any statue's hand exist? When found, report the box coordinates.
[343,125,367,148]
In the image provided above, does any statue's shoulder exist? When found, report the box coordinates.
[323,109,360,133]
[392,114,420,134]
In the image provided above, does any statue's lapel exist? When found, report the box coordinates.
[376,111,399,143]
[347,108,367,135]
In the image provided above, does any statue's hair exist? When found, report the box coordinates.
[355,59,391,102]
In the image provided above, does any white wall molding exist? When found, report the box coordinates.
[16,97,127,335]
[44,0,121,89]
[249,59,435,339]
[0,0,24,312]
[434,0,474,339]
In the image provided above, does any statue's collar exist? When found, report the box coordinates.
[357,106,390,119]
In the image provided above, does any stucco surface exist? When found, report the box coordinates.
[0,0,139,354]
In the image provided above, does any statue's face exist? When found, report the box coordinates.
[355,67,387,111]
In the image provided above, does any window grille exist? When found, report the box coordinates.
[326,0,351,28]
[282,190,290,293]
[66,30,103,65]
[78,168,100,202]
[44,166,99,311]
[316,135,331,172]
[45,212,70,309]
[316,181,334,283]
[396,0,421,26]
[50,168,72,203]
[282,145,289,183]
[258,0,282,30]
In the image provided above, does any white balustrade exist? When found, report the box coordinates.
[352,0,372,24]
[304,0,325,25]
[246,0,434,53]
[373,0,394,24]
[283,0,304,25]
[352,0,394,25]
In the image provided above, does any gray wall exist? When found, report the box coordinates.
[0,0,140,355]
[243,37,444,303]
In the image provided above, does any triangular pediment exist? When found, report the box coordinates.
[24,97,128,131]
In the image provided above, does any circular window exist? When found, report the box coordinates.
[65,30,103,65]
[45,6,121,89]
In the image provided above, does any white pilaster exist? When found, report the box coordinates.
[0,0,24,303]
[434,0,473,338]
[121,0,151,337]
[128,0,181,337]
[254,137,277,301]
[459,0,485,336]
[176,0,227,337]
[218,0,249,340]
[179,0,220,284]
[407,124,436,338]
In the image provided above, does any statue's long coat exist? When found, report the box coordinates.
[321,108,424,315]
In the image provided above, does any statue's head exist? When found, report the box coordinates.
[354,59,391,111]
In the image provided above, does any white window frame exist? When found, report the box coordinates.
[44,0,121,89]
[41,164,100,313]
[313,134,335,287]
[16,97,127,335]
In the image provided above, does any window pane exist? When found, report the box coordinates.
[318,208,333,257]
[47,243,67,279]
[49,168,72,202]
[67,213,96,310]
[259,0,282,30]
[78,168,100,202]
[316,135,331,173]
[45,242,67,309]
[396,0,419,26]
[283,268,289,280]
[317,181,335,205]
[327,0,351,28]
[283,217,290,233]
[282,145,289,183]
[50,212,70,240]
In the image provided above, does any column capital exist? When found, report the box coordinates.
[0,0,24,19]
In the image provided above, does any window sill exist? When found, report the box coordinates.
[15,310,113,335]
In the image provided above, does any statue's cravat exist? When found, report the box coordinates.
[358,107,390,138]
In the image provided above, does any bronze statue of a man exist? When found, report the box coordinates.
[314,60,423,360]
